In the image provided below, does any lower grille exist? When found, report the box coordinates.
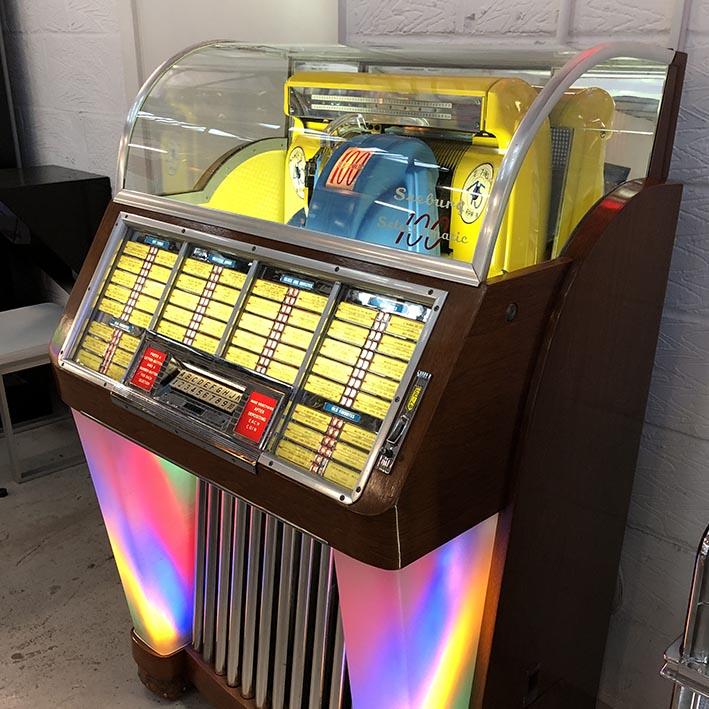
[193,480,351,709]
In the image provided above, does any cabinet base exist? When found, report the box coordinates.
[130,631,257,708]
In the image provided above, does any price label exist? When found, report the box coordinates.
[176,273,208,295]
[323,461,360,489]
[153,249,178,268]
[88,321,114,341]
[378,334,416,361]
[277,439,317,468]
[386,315,424,341]
[235,391,277,442]
[182,258,213,279]
[295,291,328,313]
[292,405,331,433]
[130,347,167,391]
[225,347,259,370]
[340,423,376,450]
[123,241,150,258]
[239,313,273,337]
[219,269,247,288]
[198,317,226,339]
[117,255,144,274]
[266,360,299,384]
[252,279,288,302]
[109,269,137,289]
[142,279,165,298]
[281,325,313,349]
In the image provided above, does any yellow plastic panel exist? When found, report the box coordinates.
[549,87,614,256]
[203,149,286,222]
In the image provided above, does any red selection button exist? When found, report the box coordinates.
[235,391,277,442]
[130,347,167,392]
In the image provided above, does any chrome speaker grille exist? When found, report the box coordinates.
[548,125,574,248]
[193,480,351,708]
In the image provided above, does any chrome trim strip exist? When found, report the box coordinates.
[241,506,264,698]
[148,240,190,331]
[309,547,335,709]
[216,259,261,357]
[290,535,317,708]
[289,283,342,397]
[214,493,234,675]
[473,41,675,280]
[272,524,297,709]
[202,485,221,664]
[226,498,249,687]
[255,514,278,707]
[192,479,208,650]
[329,611,347,709]
[114,189,481,286]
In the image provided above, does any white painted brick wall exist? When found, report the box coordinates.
[3,0,126,185]
[343,2,707,709]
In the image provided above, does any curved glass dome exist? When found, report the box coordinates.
[118,42,674,282]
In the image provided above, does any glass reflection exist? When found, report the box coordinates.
[123,44,669,276]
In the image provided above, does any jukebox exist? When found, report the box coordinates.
[51,42,686,708]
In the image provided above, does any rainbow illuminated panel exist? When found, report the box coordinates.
[334,514,498,709]
[73,411,196,656]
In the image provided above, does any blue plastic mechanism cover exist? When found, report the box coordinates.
[293,134,441,256]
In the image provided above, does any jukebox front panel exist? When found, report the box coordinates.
[58,213,445,504]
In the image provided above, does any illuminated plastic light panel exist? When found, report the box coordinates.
[334,514,498,709]
[73,411,196,656]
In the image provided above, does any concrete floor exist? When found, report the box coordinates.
[0,426,210,709]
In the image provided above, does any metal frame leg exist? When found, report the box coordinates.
[0,373,20,483]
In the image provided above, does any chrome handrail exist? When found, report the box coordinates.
[683,525,709,665]
[662,524,709,706]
